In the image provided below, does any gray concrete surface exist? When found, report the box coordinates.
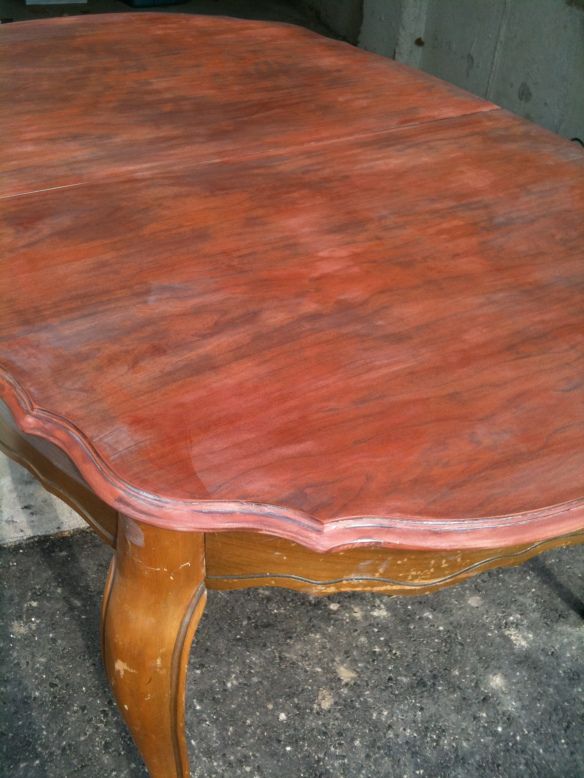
[0,457,86,545]
[1,530,583,777]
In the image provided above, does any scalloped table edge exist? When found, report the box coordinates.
[2,369,582,552]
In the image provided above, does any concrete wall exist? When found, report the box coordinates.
[319,0,584,139]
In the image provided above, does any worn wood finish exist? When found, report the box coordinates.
[1,15,583,551]
[205,530,584,596]
[1,14,584,778]
[0,13,493,199]
[101,516,206,778]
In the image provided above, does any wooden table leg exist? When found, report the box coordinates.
[101,515,206,778]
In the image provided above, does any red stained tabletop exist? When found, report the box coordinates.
[1,14,583,550]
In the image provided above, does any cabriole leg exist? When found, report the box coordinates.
[101,515,206,778]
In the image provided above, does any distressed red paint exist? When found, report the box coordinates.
[1,14,583,551]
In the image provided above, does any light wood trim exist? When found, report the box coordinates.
[205,530,584,596]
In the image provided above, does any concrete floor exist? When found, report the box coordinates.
[1,529,583,777]
[0,456,86,545]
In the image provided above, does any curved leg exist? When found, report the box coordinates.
[101,515,206,778]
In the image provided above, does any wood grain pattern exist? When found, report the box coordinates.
[1,14,583,551]
[101,516,206,778]
[205,530,584,596]
[0,13,493,199]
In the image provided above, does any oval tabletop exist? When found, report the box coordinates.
[1,14,583,550]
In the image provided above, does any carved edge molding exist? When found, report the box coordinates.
[205,532,584,596]
[2,369,583,552]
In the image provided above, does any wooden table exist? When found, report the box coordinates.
[1,13,583,777]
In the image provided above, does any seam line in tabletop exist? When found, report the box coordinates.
[0,107,502,203]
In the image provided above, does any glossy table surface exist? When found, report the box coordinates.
[1,13,583,551]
